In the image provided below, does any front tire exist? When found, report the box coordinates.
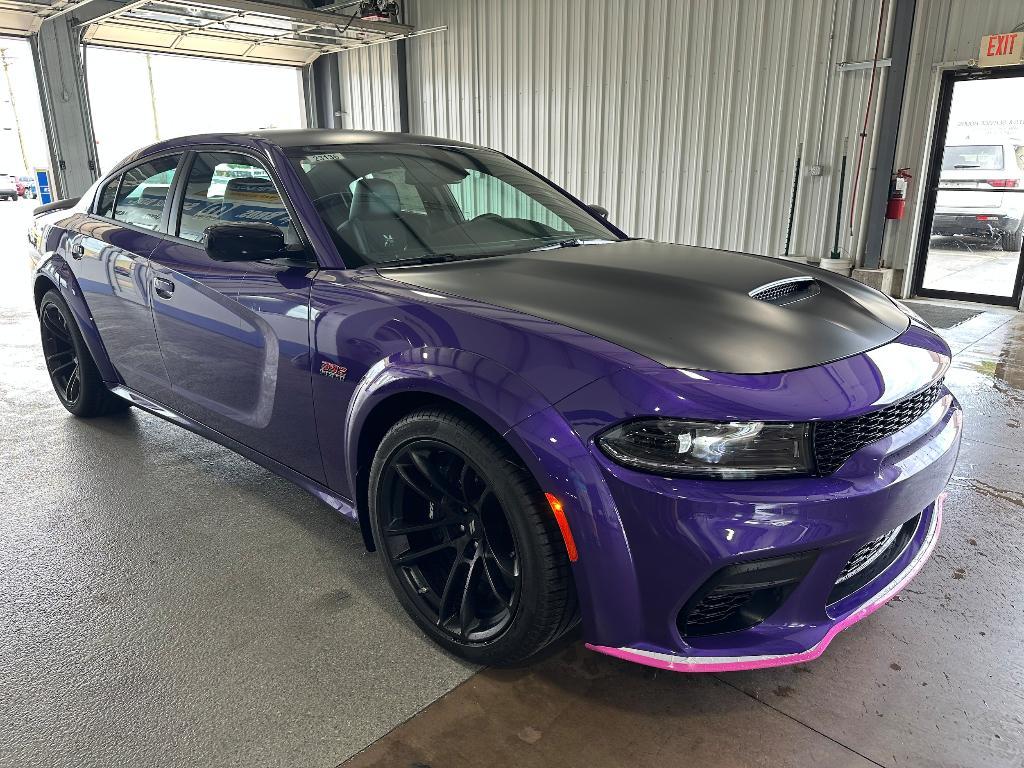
[369,408,578,665]
[38,290,130,417]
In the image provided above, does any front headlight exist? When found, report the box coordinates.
[597,418,813,479]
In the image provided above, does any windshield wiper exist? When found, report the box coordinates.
[377,252,495,268]
[953,164,981,169]
[528,237,613,252]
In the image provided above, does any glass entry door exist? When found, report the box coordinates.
[914,70,1024,306]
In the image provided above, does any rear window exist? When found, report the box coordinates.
[941,145,1004,171]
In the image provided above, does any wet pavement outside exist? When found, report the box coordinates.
[2,198,1023,768]
[920,236,1021,297]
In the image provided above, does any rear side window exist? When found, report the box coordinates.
[96,177,119,218]
[177,152,297,244]
[112,155,181,231]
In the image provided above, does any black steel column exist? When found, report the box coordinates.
[311,52,344,129]
[862,0,916,269]
[395,38,410,133]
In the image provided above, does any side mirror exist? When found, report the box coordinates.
[205,223,287,262]
[586,203,609,219]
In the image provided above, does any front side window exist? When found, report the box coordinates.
[112,156,180,231]
[289,145,618,266]
[178,152,297,244]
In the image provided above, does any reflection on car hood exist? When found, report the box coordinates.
[378,240,910,374]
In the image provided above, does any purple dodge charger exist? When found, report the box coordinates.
[29,130,960,670]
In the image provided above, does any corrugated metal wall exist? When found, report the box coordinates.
[399,0,890,262]
[338,44,400,131]
[337,0,1024,290]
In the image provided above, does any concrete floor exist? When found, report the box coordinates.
[2,200,1023,767]
[921,236,1021,298]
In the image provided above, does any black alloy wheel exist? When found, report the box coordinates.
[369,409,579,665]
[378,439,521,643]
[40,301,82,407]
[37,290,130,417]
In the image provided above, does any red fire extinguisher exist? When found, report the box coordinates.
[886,168,912,220]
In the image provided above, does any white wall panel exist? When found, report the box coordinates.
[338,44,400,131]
[336,0,1024,284]
[402,0,894,262]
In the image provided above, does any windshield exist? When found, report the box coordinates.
[287,145,620,267]
[941,144,1004,171]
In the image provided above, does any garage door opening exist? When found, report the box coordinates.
[86,47,305,173]
[0,37,49,182]
[913,68,1024,306]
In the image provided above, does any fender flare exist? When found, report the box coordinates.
[344,346,553,485]
[342,346,554,545]
[34,253,120,384]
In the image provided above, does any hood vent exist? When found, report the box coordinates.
[749,276,820,306]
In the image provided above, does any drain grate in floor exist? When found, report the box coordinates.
[902,301,984,329]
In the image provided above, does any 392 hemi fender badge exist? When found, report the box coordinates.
[319,361,348,380]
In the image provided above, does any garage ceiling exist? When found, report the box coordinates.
[0,0,444,66]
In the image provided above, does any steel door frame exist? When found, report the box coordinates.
[911,65,1024,307]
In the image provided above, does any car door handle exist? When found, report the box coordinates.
[70,243,84,260]
[153,277,175,299]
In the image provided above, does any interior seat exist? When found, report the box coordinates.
[338,178,412,259]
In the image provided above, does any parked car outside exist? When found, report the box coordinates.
[0,174,19,200]
[28,130,961,671]
[19,175,37,199]
[933,135,1024,251]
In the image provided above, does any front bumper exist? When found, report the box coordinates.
[587,494,943,671]
[508,327,961,671]
[932,211,1021,236]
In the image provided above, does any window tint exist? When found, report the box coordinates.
[447,170,569,231]
[288,146,616,267]
[96,176,120,218]
[112,156,180,231]
[178,152,297,244]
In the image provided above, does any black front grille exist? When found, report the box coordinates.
[678,551,817,637]
[828,514,920,604]
[813,381,946,475]
[686,589,755,629]
[836,528,901,584]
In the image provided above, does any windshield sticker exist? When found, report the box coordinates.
[307,153,346,163]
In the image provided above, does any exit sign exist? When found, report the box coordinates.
[979,32,1023,67]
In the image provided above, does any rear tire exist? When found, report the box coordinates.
[1001,225,1023,253]
[369,408,578,665]
[38,290,131,417]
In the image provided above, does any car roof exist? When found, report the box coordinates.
[119,129,488,168]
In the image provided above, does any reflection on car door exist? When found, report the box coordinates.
[148,150,323,482]
[68,155,181,400]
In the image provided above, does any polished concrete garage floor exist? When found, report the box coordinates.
[2,201,1022,768]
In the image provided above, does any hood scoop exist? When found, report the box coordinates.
[749,276,820,306]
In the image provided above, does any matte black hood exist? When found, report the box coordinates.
[379,240,910,374]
